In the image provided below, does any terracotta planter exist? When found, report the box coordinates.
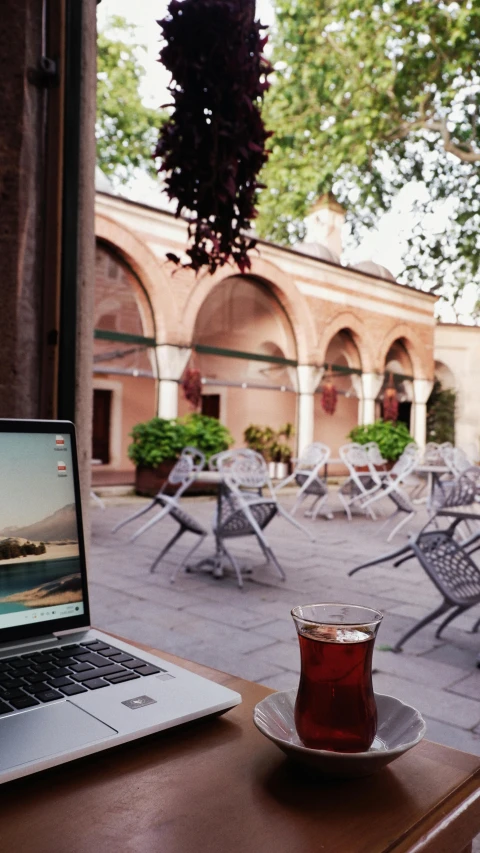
[135,463,175,497]
[135,463,218,497]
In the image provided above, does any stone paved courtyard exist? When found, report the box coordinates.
[89,487,480,760]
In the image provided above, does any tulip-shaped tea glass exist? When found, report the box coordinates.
[291,603,383,753]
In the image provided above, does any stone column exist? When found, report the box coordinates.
[350,375,364,426]
[156,345,192,419]
[361,373,384,424]
[297,365,324,456]
[412,379,434,448]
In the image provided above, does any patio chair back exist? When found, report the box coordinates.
[413,530,480,605]
[337,444,383,521]
[168,446,206,489]
[364,442,387,468]
[422,442,445,466]
[274,442,330,520]
[441,446,473,477]
[389,442,420,479]
[218,448,268,491]
[295,442,330,470]
[339,442,382,486]
[393,529,480,651]
[430,467,478,513]
[208,448,253,472]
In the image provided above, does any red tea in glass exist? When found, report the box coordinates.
[292,604,383,753]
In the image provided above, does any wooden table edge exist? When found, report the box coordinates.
[104,631,480,853]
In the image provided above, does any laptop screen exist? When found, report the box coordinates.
[0,421,90,643]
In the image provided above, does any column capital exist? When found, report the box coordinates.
[297,364,324,395]
[156,344,192,381]
[413,378,434,405]
[362,372,384,401]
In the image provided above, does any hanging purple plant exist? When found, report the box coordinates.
[155,0,272,275]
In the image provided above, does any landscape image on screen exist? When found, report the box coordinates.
[0,433,83,620]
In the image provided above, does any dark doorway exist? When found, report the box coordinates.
[398,401,412,430]
[380,400,411,430]
[92,388,112,463]
[201,394,220,419]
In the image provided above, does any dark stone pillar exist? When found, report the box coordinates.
[0,0,45,416]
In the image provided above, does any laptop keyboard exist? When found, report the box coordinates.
[0,640,167,715]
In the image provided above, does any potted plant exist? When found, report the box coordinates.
[271,423,295,479]
[244,424,276,476]
[348,419,414,465]
[129,414,234,496]
[244,422,295,479]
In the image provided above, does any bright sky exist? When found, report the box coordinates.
[0,433,76,530]
[96,0,469,322]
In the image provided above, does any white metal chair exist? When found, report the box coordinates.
[442,446,474,478]
[358,444,420,539]
[112,447,208,574]
[364,441,388,470]
[218,449,314,540]
[349,469,480,577]
[337,443,383,521]
[274,442,331,520]
[188,450,313,588]
[207,450,285,588]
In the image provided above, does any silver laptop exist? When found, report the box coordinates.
[0,419,241,784]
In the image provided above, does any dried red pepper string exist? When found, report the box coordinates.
[182,367,202,409]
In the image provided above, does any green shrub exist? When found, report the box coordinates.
[348,419,414,462]
[127,414,234,468]
[179,413,234,460]
[427,380,456,445]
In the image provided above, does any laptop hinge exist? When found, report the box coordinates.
[0,626,91,656]
[54,626,91,637]
[0,635,59,655]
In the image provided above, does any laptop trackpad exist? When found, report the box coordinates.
[0,702,117,770]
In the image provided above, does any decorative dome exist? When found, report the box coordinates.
[295,241,341,266]
[349,260,396,282]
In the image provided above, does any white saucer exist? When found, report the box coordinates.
[253,689,426,778]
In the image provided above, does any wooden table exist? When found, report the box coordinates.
[1,638,480,853]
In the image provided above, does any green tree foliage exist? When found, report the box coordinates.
[426,379,456,445]
[96,17,162,184]
[258,1,480,310]
[0,539,46,560]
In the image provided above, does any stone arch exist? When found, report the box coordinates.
[434,359,457,391]
[317,312,373,373]
[181,255,316,363]
[377,324,432,380]
[95,212,179,343]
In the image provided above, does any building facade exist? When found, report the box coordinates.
[93,189,439,477]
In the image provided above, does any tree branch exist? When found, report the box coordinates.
[424,118,480,163]
[386,113,480,163]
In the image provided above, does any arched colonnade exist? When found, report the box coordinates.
[93,215,434,469]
